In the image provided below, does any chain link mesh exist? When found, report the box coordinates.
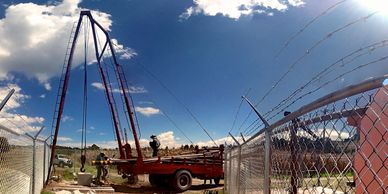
[0,125,51,194]
[224,79,387,194]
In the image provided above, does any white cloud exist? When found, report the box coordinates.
[44,83,52,91]
[180,0,305,20]
[128,86,148,94]
[91,82,147,94]
[91,82,105,90]
[288,0,305,7]
[135,106,161,117]
[0,0,134,89]
[58,136,72,141]
[312,128,350,140]
[0,84,44,134]
[156,131,180,148]
[39,94,46,98]
[56,130,249,149]
[62,115,73,122]
[196,135,249,147]
[76,128,91,133]
[112,39,137,59]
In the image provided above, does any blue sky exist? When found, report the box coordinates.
[0,0,387,148]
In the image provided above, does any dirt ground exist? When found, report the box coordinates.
[110,177,224,194]
[45,173,224,194]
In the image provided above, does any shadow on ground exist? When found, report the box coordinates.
[111,184,224,193]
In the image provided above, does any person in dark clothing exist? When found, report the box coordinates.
[149,135,160,157]
[101,156,109,182]
[95,152,105,185]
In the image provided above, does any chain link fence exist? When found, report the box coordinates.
[0,122,51,194]
[224,76,387,194]
[0,125,51,194]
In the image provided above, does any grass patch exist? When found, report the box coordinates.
[83,164,97,174]
[62,169,75,181]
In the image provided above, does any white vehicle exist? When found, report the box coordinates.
[53,154,73,168]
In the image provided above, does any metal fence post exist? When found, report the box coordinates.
[229,133,242,194]
[241,96,271,194]
[237,145,241,194]
[264,130,271,194]
[224,151,228,192]
[228,150,232,192]
[0,89,15,112]
[26,126,45,194]
[43,135,51,186]
[43,142,46,186]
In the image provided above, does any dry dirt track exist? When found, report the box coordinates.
[47,174,224,194]
[110,176,224,194]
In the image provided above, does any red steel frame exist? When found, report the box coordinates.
[48,10,223,184]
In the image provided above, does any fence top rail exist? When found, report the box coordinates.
[241,74,388,146]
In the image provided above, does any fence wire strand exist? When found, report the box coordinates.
[224,76,387,194]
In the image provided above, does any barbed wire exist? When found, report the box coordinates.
[275,0,348,58]
[1,106,38,134]
[242,118,262,136]
[255,11,378,109]
[0,84,42,134]
[234,11,380,135]
[264,39,388,118]
[266,55,388,122]
[245,122,265,137]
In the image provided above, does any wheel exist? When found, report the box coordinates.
[149,174,170,187]
[59,162,64,168]
[172,170,192,192]
[149,174,159,186]
[214,178,220,186]
[127,175,139,185]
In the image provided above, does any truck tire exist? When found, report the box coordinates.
[214,178,220,186]
[59,162,64,168]
[127,175,139,185]
[149,174,159,186]
[172,170,192,192]
[149,174,170,187]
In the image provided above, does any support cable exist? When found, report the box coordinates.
[110,42,216,145]
[134,58,218,147]
[106,47,142,140]
[80,19,89,172]
[139,89,194,145]
[95,30,125,145]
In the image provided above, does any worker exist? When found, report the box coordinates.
[95,152,105,185]
[101,155,109,183]
[149,135,160,157]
